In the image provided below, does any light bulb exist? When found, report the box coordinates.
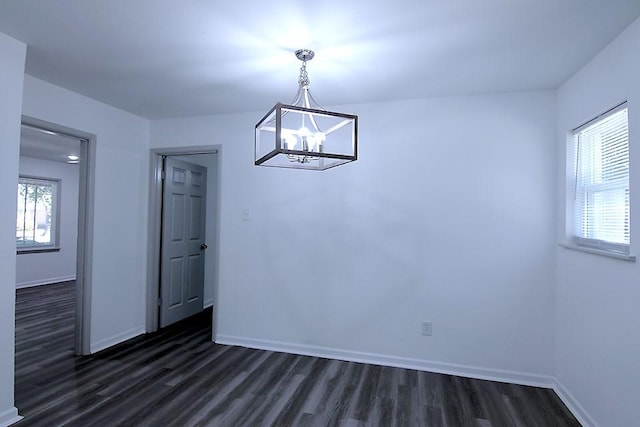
[306,135,317,151]
[298,126,311,137]
[284,133,297,149]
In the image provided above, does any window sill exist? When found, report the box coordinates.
[559,243,636,262]
[17,247,60,255]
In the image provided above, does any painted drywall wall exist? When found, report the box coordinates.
[21,76,151,353]
[555,16,640,427]
[174,153,220,308]
[16,156,79,288]
[0,31,26,427]
[151,90,557,384]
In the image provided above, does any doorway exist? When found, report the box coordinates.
[17,117,95,356]
[147,147,220,337]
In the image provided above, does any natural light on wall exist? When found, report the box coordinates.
[571,103,630,256]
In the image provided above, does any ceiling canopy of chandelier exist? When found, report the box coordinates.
[255,49,358,171]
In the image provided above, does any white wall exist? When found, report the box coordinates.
[16,156,79,288]
[7,16,637,425]
[21,76,151,353]
[174,153,219,307]
[0,32,26,427]
[151,90,558,384]
[555,16,640,427]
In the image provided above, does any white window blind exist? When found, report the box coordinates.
[573,104,629,255]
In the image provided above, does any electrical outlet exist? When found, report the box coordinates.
[422,321,433,336]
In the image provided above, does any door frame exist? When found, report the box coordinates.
[20,116,96,356]
[146,146,221,337]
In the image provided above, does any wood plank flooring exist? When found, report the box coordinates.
[14,282,582,426]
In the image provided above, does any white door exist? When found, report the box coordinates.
[160,157,207,327]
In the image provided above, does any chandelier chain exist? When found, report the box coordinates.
[298,60,310,89]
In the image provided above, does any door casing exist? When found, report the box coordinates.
[20,116,96,356]
[146,146,221,338]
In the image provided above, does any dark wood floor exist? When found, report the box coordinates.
[14,282,581,426]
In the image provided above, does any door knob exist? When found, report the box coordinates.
[200,243,208,250]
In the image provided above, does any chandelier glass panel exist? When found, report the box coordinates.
[255,49,358,170]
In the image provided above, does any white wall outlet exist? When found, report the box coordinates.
[422,321,433,336]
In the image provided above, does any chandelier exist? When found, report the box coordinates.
[255,49,358,170]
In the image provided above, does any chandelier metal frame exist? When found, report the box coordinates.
[254,49,358,171]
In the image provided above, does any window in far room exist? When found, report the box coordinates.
[16,176,60,252]
[570,102,630,257]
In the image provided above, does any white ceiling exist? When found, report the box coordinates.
[1,0,639,119]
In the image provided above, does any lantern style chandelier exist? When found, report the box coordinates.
[255,49,358,170]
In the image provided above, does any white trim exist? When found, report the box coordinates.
[215,335,555,389]
[204,299,214,309]
[553,379,598,427]
[572,100,627,133]
[145,153,163,333]
[0,407,22,427]
[559,242,636,262]
[16,275,76,289]
[20,116,97,356]
[90,327,145,354]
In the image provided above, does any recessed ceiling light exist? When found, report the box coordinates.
[67,155,79,161]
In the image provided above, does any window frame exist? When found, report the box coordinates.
[565,102,633,261]
[16,175,61,253]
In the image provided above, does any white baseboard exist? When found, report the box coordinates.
[16,275,76,289]
[554,379,597,427]
[0,407,22,427]
[215,334,555,389]
[90,326,145,354]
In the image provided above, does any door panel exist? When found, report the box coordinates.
[169,258,184,307]
[160,157,207,327]
[191,170,203,187]
[171,194,185,241]
[189,195,202,239]
[187,254,202,301]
